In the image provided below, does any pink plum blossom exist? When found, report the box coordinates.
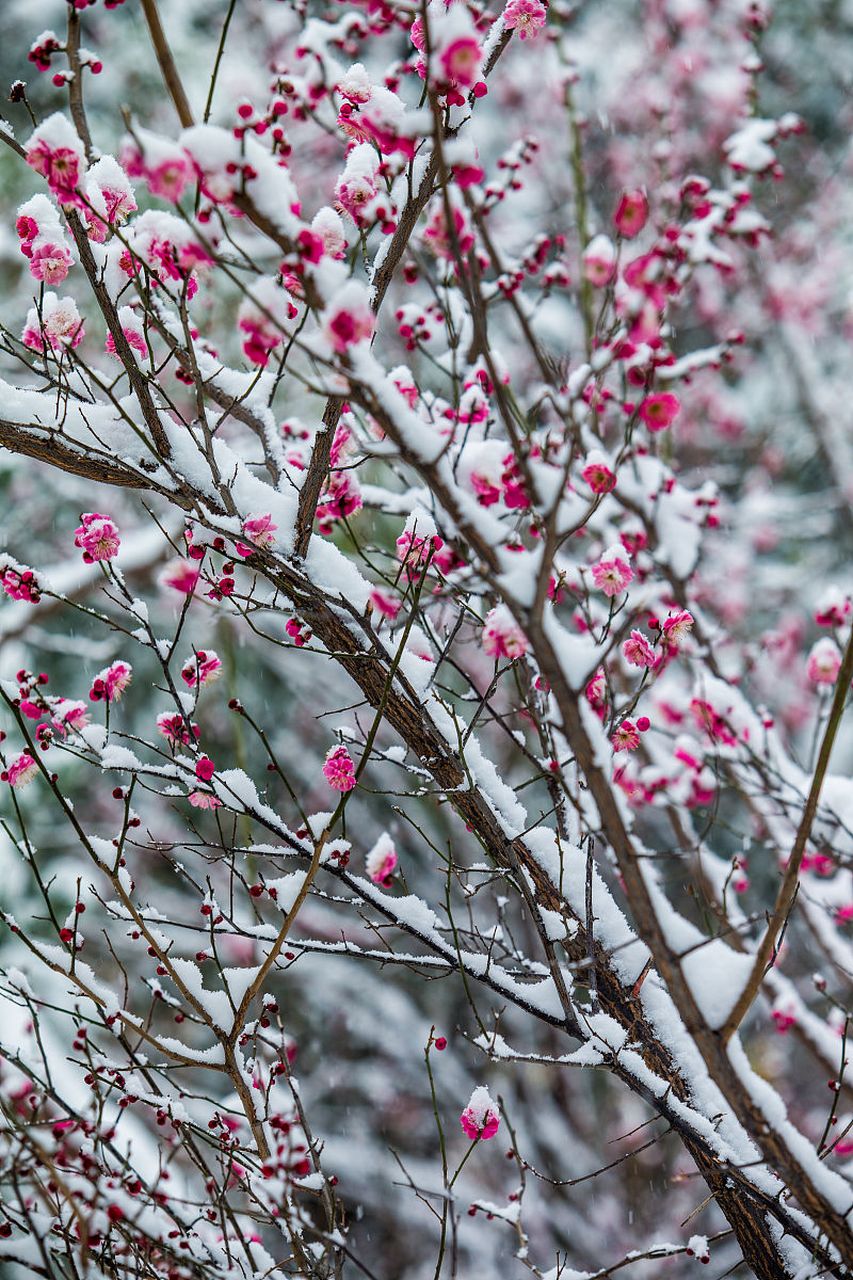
[89,661,132,703]
[460,1086,500,1140]
[22,293,85,353]
[622,630,656,667]
[482,605,529,660]
[639,392,681,432]
[503,0,548,41]
[614,190,649,238]
[29,242,73,285]
[3,753,39,788]
[611,720,641,752]
[806,638,842,685]
[591,546,634,597]
[73,513,121,563]
[181,650,223,689]
[323,745,356,792]
[323,283,375,354]
[365,833,398,885]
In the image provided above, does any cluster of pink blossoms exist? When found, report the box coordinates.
[73,513,120,564]
[1,565,41,603]
[323,745,357,792]
[16,203,74,283]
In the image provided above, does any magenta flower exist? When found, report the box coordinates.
[323,745,356,792]
[611,720,641,752]
[89,660,132,703]
[1,565,41,603]
[503,0,548,41]
[661,609,694,648]
[181,650,223,689]
[639,392,681,432]
[806,638,842,685]
[613,190,649,239]
[581,456,617,495]
[29,242,73,285]
[3,752,39,788]
[622,630,656,668]
[161,560,200,595]
[439,36,483,90]
[74,512,121,564]
[188,790,223,810]
[22,293,85,354]
[591,547,634,597]
[482,605,529,660]
[324,283,375,354]
[460,1087,500,1141]
[195,756,215,782]
[239,513,278,553]
[365,833,398,886]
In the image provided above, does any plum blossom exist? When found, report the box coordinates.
[29,242,74,285]
[181,650,222,689]
[423,202,474,261]
[25,114,87,205]
[396,528,444,582]
[365,833,398,885]
[460,1086,500,1140]
[323,282,375,354]
[611,719,641,752]
[237,514,278,556]
[591,546,634,597]
[622,630,656,667]
[583,235,617,286]
[311,207,347,259]
[316,471,363,533]
[503,0,548,41]
[1,565,41,603]
[237,277,298,367]
[74,513,121,563]
[51,700,90,736]
[188,791,222,810]
[3,753,39,788]
[195,756,215,782]
[482,605,529,660]
[121,127,193,203]
[614,190,649,238]
[89,661,132,703]
[806,637,842,685]
[85,155,137,241]
[661,610,694,647]
[157,713,200,746]
[105,306,149,360]
[581,452,617,495]
[323,745,356,792]
[814,588,851,628]
[22,293,85,353]
[161,560,199,595]
[639,392,681,432]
